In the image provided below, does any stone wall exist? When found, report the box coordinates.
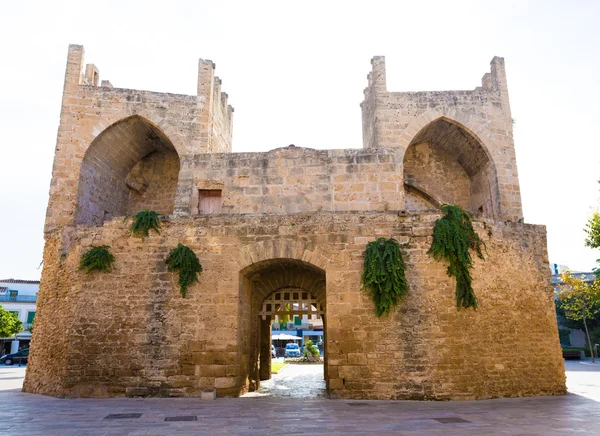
[127,151,180,216]
[24,212,566,400]
[180,146,404,215]
[403,142,470,210]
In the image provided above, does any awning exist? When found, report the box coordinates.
[271,333,301,341]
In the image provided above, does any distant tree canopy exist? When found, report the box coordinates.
[556,272,600,361]
[0,305,23,338]
[584,179,600,277]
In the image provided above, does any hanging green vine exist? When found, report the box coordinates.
[130,210,161,241]
[165,244,203,297]
[361,237,408,317]
[428,204,485,310]
[79,245,115,274]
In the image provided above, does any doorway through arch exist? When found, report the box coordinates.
[238,258,327,396]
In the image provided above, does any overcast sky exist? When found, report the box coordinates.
[1,0,599,279]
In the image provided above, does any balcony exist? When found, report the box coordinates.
[0,295,37,303]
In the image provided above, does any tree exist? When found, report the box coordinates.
[557,272,600,362]
[303,340,320,362]
[274,304,291,330]
[0,305,23,339]
[584,180,600,277]
[585,210,600,278]
[26,319,34,334]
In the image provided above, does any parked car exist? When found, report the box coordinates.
[0,348,29,365]
[271,345,276,358]
[284,343,301,358]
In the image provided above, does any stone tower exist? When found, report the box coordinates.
[362,56,522,222]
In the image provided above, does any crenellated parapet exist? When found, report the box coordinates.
[197,59,234,153]
[361,56,521,222]
[45,45,235,232]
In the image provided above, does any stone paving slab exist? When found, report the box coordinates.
[0,361,599,435]
[1,389,598,435]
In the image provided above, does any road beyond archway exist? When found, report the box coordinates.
[242,363,327,399]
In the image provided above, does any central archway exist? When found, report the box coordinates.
[238,258,327,394]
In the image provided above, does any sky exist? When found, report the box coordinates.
[0,0,599,280]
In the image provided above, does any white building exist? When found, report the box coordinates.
[0,279,39,355]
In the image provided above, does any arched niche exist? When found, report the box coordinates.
[74,115,181,225]
[403,117,500,218]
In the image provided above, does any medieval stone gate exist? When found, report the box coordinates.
[22,45,566,400]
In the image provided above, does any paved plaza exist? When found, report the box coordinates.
[0,361,599,435]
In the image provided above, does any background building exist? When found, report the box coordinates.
[0,279,38,355]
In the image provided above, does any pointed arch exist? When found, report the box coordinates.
[403,116,500,218]
[238,257,328,392]
[404,183,442,211]
[75,115,181,225]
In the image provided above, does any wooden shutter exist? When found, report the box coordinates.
[199,190,222,214]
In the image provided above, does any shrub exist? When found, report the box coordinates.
[130,210,161,241]
[361,237,408,317]
[165,244,203,297]
[428,204,485,310]
[79,245,115,273]
[304,340,320,358]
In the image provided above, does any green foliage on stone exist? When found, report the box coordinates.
[0,305,23,338]
[79,245,115,274]
[130,209,161,241]
[361,237,408,317]
[165,244,203,297]
[428,204,485,310]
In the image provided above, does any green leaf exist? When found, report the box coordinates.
[165,244,203,297]
[130,210,161,241]
[79,245,115,274]
[361,237,408,317]
[428,204,485,310]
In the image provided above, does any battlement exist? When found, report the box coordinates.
[62,45,234,153]
[360,55,521,222]
[362,55,508,99]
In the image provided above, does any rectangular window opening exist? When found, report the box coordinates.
[198,190,222,215]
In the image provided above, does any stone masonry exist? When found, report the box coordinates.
[23,45,566,400]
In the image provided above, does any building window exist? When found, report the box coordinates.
[8,290,17,301]
[27,312,36,324]
[198,190,222,215]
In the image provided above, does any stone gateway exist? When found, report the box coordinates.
[23,45,566,400]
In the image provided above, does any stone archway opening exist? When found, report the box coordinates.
[238,258,327,397]
[403,117,500,218]
[75,115,181,226]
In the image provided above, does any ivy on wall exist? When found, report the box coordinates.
[79,245,115,273]
[130,210,161,241]
[361,237,408,317]
[428,204,485,310]
[165,244,203,297]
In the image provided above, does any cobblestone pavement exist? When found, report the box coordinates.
[241,362,326,398]
[0,361,599,435]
